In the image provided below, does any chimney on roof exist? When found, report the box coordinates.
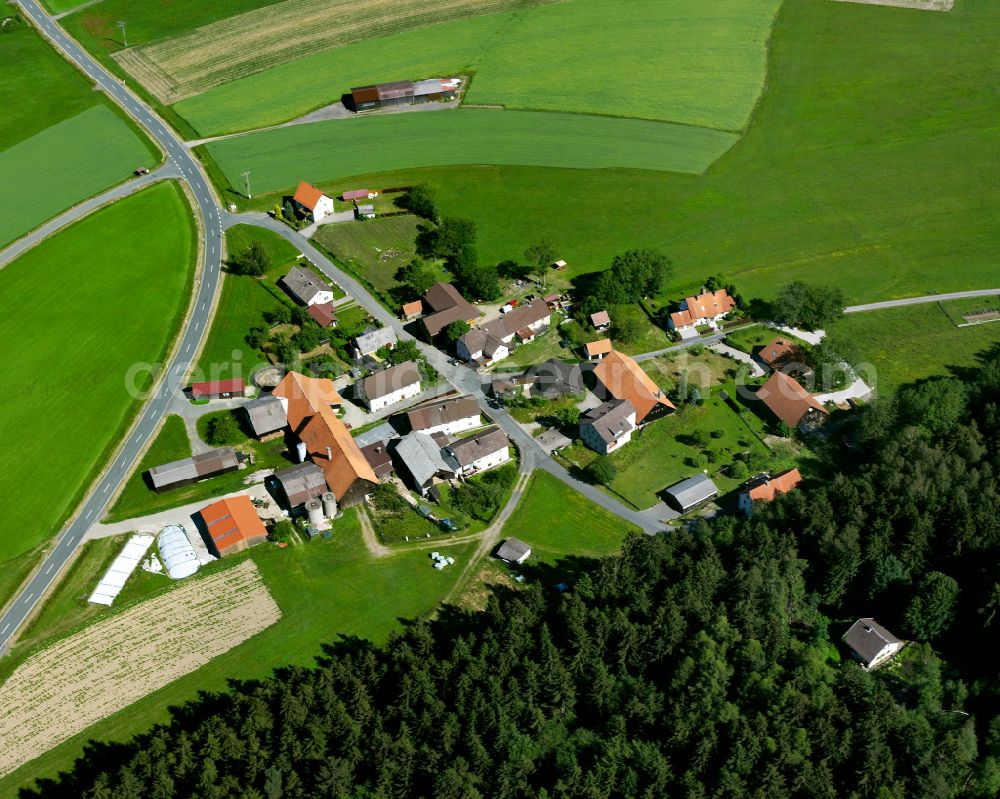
[326,446,332,460]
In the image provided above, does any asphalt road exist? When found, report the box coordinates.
[0,1,224,653]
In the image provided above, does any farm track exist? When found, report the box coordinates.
[0,561,279,777]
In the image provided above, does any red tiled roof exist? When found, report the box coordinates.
[273,372,343,431]
[759,337,802,368]
[757,371,828,428]
[191,379,244,397]
[200,495,267,555]
[746,468,803,502]
[585,338,613,357]
[293,181,325,211]
[401,300,423,317]
[307,302,337,328]
[342,189,370,200]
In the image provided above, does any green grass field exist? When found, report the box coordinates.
[501,471,640,565]
[0,182,194,569]
[202,109,739,196]
[831,304,1000,394]
[175,0,779,137]
[0,105,157,248]
[226,0,998,308]
[0,19,105,148]
[1,511,475,795]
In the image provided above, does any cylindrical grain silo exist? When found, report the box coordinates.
[296,442,308,463]
[321,491,337,518]
[306,498,324,526]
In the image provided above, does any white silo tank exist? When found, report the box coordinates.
[296,442,308,462]
[306,498,324,526]
[321,492,337,518]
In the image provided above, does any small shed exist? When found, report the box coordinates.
[552,259,567,271]
[662,474,719,513]
[496,537,531,564]
[590,310,611,330]
[356,204,376,219]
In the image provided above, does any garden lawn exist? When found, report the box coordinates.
[313,215,431,298]
[201,109,739,196]
[831,304,1000,395]
[563,391,780,510]
[501,471,640,564]
[0,182,194,568]
[194,225,302,381]
[225,0,1000,308]
[0,105,157,248]
[175,0,779,136]
[1,511,475,795]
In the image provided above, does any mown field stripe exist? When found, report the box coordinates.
[203,109,739,195]
[0,105,157,248]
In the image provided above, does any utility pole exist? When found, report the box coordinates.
[241,171,252,199]
[116,20,127,48]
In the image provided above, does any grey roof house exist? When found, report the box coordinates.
[243,395,288,440]
[843,618,905,670]
[579,399,635,455]
[496,537,531,564]
[392,432,455,495]
[273,461,328,507]
[662,473,719,513]
[354,325,398,357]
[278,265,333,306]
[524,359,587,399]
[407,395,481,435]
[148,448,240,492]
[442,426,510,474]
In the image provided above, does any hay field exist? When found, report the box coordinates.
[114,0,560,104]
[175,0,780,137]
[203,109,738,195]
[0,561,280,777]
[0,105,157,248]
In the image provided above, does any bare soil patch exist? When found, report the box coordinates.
[0,560,280,776]
[830,0,952,11]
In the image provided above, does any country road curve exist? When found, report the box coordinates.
[0,1,226,654]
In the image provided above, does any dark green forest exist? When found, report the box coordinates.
[23,349,1000,799]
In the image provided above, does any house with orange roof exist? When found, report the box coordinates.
[272,371,343,434]
[756,371,828,429]
[298,409,378,506]
[199,495,268,557]
[738,468,803,516]
[592,350,675,424]
[292,180,334,222]
[757,336,804,372]
[668,288,736,339]
[585,338,613,361]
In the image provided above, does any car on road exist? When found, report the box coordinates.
[134,167,149,176]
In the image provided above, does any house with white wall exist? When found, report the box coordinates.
[457,299,550,366]
[279,265,335,307]
[579,399,635,456]
[356,361,421,412]
[843,618,905,670]
[407,395,481,437]
[668,288,736,338]
[293,181,335,222]
[442,426,510,476]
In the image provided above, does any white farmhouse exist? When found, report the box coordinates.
[457,299,550,366]
[579,399,636,456]
[357,361,422,412]
[407,395,481,437]
[442,426,510,476]
[843,618,905,671]
[293,181,335,222]
[278,265,335,307]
